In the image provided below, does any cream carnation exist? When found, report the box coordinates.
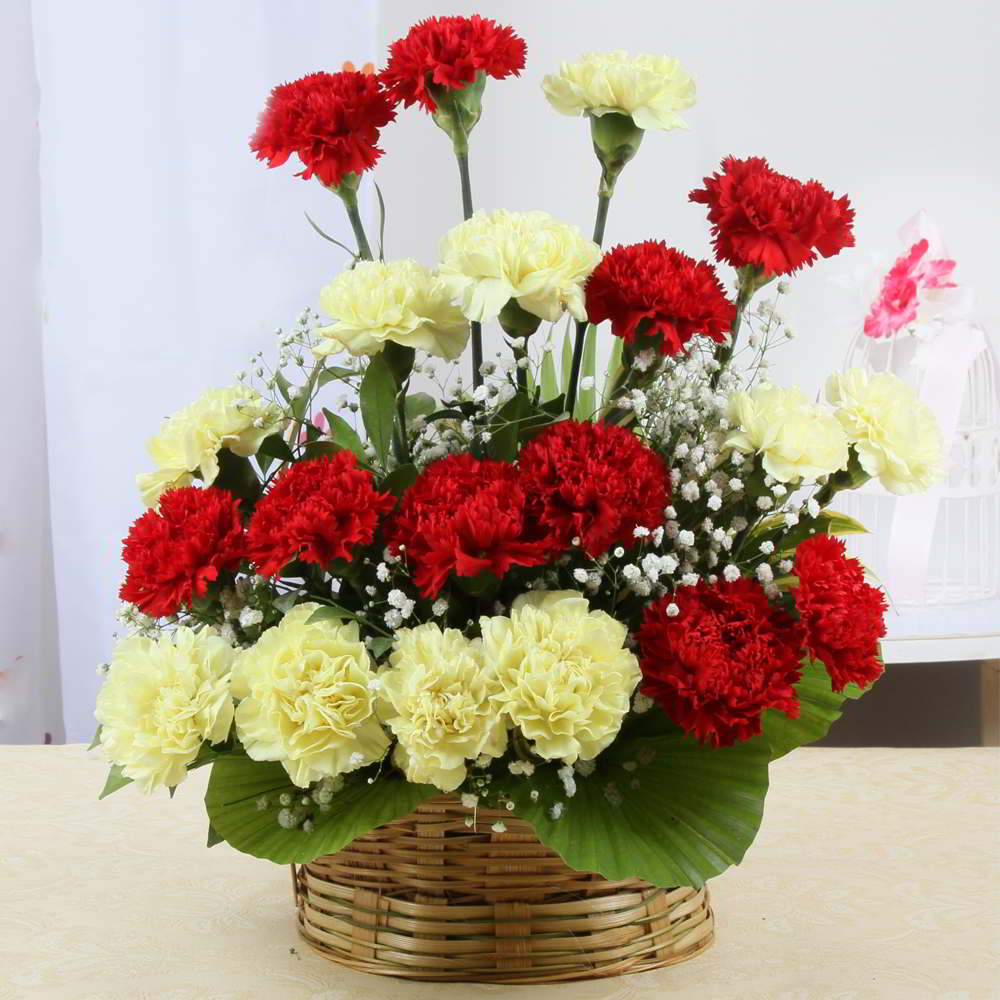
[315,259,469,361]
[542,51,695,131]
[725,383,849,483]
[136,387,283,507]
[231,603,388,787]
[378,623,506,791]
[95,628,235,793]
[437,210,602,324]
[480,591,640,763]
[826,369,942,494]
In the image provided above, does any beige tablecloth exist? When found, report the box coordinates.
[1,745,998,999]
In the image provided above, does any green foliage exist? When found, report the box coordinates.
[509,720,769,888]
[206,822,224,848]
[559,319,574,396]
[322,409,367,462]
[380,463,418,497]
[760,658,848,759]
[99,764,133,799]
[213,451,262,507]
[359,354,397,465]
[204,754,436,864]
[403,393,436,421]
[88,725,103,751]
[574,324,597,419]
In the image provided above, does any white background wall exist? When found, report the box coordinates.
[376,0,998,392]
[3,0,998,742]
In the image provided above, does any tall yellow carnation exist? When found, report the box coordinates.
[437,210,602,324]
[95,628,235,793]
[231,604,388,787]
[480,591,640,764]
[725,383,850,483]
[827,370,942,494]
[542,52,695,131]
[378,623,506,791]
[315,259,469,361]
[136,386,283,507]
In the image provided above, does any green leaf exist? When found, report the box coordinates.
[381,463,417,497]
[604,337,624,408]
[359,354,396,465]
[381,341,415,386]
[256,433,294,465]
[88,724,103,751]
[317,366,356,388]
[404,392,436,421]
[374,181,387,261]
[322,410,366,461]
[303,440,341,461]
[204,754,436,864]
[760,658,846,759]
[303,211,358,258]
[99,763,133,799]
[539,341,559,402]
[213,450,262,506]
[367,636,394,660]
[307,603,363,625]
[207,821,224,848]
[487,393,531,462]
[559,317,574,395]
[574,324,597,419]
[510,727,769,888]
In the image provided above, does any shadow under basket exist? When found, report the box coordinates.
[292,795,714,984]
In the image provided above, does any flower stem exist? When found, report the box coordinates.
[336,184,373,262]
[455,151,484,388]
[565,190,612,417]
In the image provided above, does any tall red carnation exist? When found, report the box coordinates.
[793,535,888,692]
[689,156,855,275]
[120,487,244,618]
[387,453,550,598]
[517,421,669,557]
[585,241,735,356]
[247,453,394,577]
[250,70,396,188]
[638,579,805,747]
[381,15,526,112]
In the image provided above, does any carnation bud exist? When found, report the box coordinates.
[429,72,487,155]
[589,111,645,196]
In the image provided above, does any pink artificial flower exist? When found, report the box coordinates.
[298,411,329,445]
[863,238,957,339]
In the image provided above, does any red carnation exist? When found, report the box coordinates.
[585,241,735,356]
[689,156,855,275]
[250,70,396,188]
[120,487,244,618]
[793,535,888,692]
[387,453,549,598]
[638,579,806,747]
[381,15,526,112]
[247,453,394,577]
[517,421,669,557]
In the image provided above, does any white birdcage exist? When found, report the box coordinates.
[837,214,1000,606]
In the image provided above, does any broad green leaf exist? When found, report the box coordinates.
[273,591,299,613]
[559,318,574,395]
[256,434,294,465]
[760,658,847,759]
[510,727,769,888]
[204,754,436,864]
[574,324,597,419]
[381,463,417,497]
[539,342,558,402]
[322,410,366,461]
[487,393,531,462]
[207,822,224,848]
[213,451,262,507]
[303,440,341,461]
[99,763,133,799]
[359,354,396,465]
[316,366,356,388]
[367,636,393,660]
[403,393,436,421]
[307,604,362,625]
[88,724,102,751]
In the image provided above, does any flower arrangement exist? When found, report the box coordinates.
[95,15,942,900]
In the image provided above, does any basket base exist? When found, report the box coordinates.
[292,796,715,984]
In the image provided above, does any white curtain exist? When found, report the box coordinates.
[24,0,377,742]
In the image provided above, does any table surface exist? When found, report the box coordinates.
[1,745,998,1000]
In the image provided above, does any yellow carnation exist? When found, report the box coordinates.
[378,623,506,791]
[480,591,640,764]
[231,604,388,787]
[827,370,942,494]
[95,628,235,793]
[136,386,283,507]
[725,383,849,483]
[315,259,469,361]
[542,51,695,131]
[437,210,602,324]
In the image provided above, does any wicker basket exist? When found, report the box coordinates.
[292,795,714,983]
